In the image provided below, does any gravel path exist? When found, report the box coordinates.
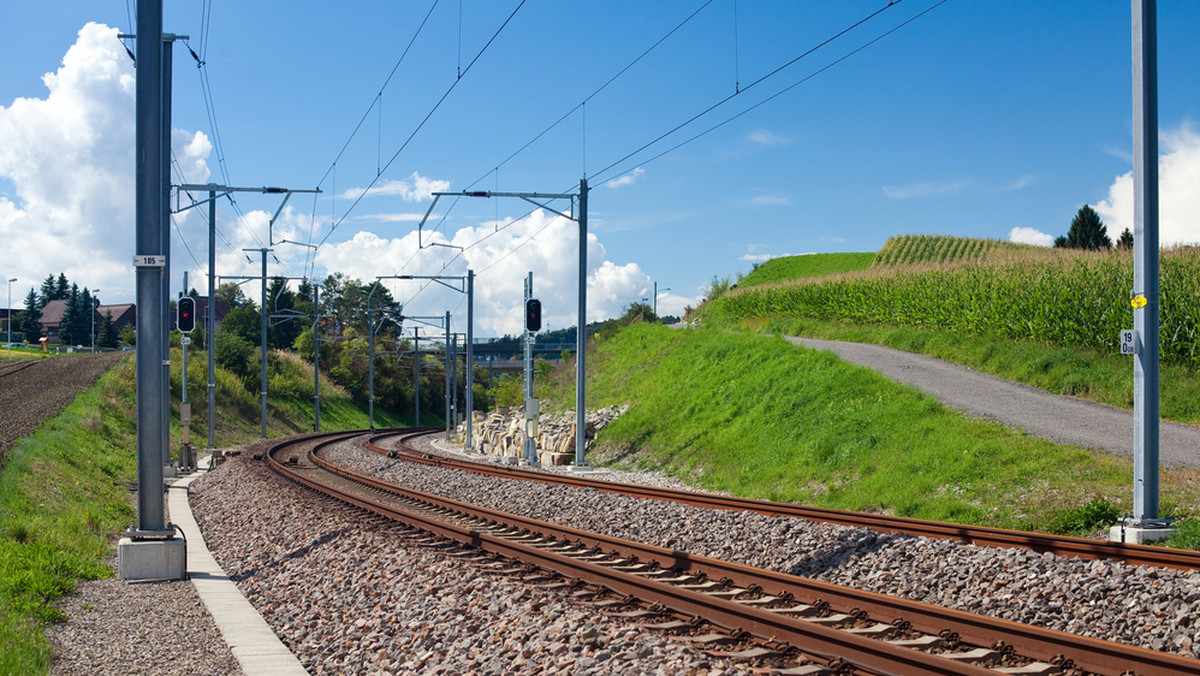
[788,336,1200,467]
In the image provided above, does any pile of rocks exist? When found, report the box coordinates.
[457,404,628,466]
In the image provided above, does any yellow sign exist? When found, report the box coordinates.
[1131,295,1148,309]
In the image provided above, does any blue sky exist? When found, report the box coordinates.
[2,1,1199,335]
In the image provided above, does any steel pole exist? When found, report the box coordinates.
[445,312,452,436]
[206,190,216,451]
[1132,0,1161,524]
[133,0,168,532]
[160,37,173,473]
[367,282,380,431]
[8,279,15,357]
[413,326,420,427]
[465,269,475,450]
[575,178,589,467]
[259,249,268,438]
[313,285,320,432]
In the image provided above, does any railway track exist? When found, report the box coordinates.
[365,430,1200,572]
[265,430,1200,676]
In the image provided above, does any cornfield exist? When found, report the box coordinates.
[711,246,1200,365]
[873,234,1034,267]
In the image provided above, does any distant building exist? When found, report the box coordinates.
[35,297,230,344]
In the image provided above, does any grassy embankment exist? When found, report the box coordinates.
[0,351,408,674]
[538,238,1200,546]
[553,323,1200,543]
[712,239,1200,424]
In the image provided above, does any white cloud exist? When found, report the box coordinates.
[338,172,450,201]
[1008,226,1054,247]
[355,212,429,223]
[606,167,644,189]
[748,129,791,148]
[883,179,971,199]
[315,209,655,336]
[1095,124,1200,246]
[0,22,196,303]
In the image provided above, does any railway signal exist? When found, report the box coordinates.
[525,298,542,333]
[177,296,196,333]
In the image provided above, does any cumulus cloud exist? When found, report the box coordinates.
[883,178,971,199]
[0,22,191,302]
[1095,124,1200,246]
[338,172,450,201]
[354,213,429,223]
[1008,226,1054,247]
[316,209,654,336]
[606,167,644,189]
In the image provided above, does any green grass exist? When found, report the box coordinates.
[552,323,1175,531]
[0,365,138,674]
[708,246,1200,367]
[0,351,414,673]
[746,316,1200,426]
[739,253,876,287]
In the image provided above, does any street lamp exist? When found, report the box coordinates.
[6,278,15,357]
[91,289,100,353]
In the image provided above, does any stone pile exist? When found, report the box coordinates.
[457,404,628,466]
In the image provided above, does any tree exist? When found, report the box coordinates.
[59,283,84,345]
[1059,205,1112,250]
[266,277,302,350]
[119,324,136,347]
[216,281,251,309]
[55,273,69,300]
[97,311,119,349]
[19,289,42,343]
[221,305,261,346]
[1118,227,1134,250]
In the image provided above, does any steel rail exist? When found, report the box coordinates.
[267,433,1000,676]
[322,435,1200,676]
[367,431,1200,572]
[267,432,1200,676]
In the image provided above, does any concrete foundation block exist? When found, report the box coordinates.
[118,537,187,581]
[1109,524,1175,544]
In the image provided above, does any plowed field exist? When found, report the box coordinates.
[0,351,127,466]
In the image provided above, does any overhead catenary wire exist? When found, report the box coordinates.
[589,0,902,184]
[312,0,528,251]
[312,0,440,191]
[418,0,713,244]
[595,0,949,189]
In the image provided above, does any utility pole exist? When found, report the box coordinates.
[175,185,319,451]
[119,0,185,580]
[313,284,321,432]
[1118,0,1172,544]
[418,189,583,464]
[575,178,590,469]
[445,311,452,437]
[384,274,475,446]
[179,272,193,472]
[412,326,420,427]
[523,272,538,466]
[244,248,272,439]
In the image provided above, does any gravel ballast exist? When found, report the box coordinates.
[318,435,1200,659]
[57,431,1200,675]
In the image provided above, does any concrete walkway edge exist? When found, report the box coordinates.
[169,459,309,675]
